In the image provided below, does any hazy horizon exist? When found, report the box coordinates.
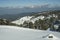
[0,0,60,15]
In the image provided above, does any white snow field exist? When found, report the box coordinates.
[0,25,60,40]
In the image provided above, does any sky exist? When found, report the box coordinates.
[0,0,60,7]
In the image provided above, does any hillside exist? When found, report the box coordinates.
[0,12,35,21]
[12,10,60,31]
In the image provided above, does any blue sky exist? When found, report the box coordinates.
[0,0,60,7]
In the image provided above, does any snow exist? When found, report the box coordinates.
[12,16,33,25]
[53,14,58,18]
[54,25,59,29]
[11,14,58,25]
[31,16,45,23]
[0,25,60,40]
[47,14,58,19]
[12,16,45,25]
[47,15,52,19]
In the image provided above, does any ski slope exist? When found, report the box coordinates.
[0,25,60,40]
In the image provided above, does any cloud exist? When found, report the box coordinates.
[1,3,59,9]
[0,4,60,9]
[21,3,49,9]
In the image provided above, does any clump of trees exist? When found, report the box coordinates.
[0,19,17,26]
[0,19,9,25]
[21,19,49,30]
[21,12,60,30]
[34,19,49,30]
[22,21,34,29]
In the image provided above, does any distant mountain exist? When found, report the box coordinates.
[0,4,60,14]
[0,12,37,21]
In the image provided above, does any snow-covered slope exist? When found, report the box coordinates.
[0,25,60,40]
[11,16,33,25]
[11,16,45,25]
[11,13,58,25]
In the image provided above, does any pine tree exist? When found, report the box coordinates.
[23,21,28,28]
[28,22,33,28]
